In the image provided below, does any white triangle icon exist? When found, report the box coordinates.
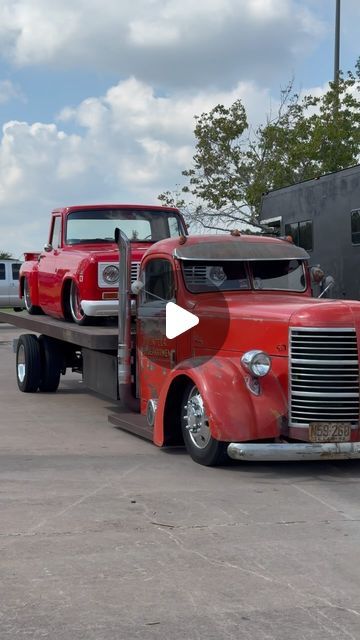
[166,302,199,339]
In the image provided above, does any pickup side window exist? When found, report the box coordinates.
[51,216,62,249]
[0,263,5,280]
[11,264,20,280]
[141,259,175,304]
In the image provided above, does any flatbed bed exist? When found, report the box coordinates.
[0,310,118,351]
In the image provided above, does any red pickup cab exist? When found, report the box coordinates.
[20,204,186,324]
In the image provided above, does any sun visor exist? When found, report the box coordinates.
[174,239,309,261]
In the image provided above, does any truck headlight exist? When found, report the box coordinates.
[241,350,271,377]
[103,265,119,284]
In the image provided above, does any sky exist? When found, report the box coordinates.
[0,0,359,258]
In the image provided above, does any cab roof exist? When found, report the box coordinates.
[150,234,309,261]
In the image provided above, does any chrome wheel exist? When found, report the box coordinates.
[70,281,86,324]
[183,385,211,450]
[24,279,32,312]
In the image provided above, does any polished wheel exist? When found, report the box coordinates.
[69,281,89,325]
[181,383,228,466]
[24,278,41,315]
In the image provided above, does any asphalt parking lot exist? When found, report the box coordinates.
[1,323,360,639]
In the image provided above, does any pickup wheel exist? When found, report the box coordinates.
[181,383,228,466]
[69,281,90,325]
[38,335,62,392]
[24,278,42,315]
[16,334,42,393]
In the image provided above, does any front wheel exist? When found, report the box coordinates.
[181,383,228,466]
[69,281,90,325]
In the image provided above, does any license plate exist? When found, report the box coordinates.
[309,422,351,442]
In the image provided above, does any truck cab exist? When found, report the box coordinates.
[125,233,360,465]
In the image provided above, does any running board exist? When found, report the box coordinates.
[108,411,153,441]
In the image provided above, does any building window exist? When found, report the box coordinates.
[351,209,360,244]
[285,220,313,251]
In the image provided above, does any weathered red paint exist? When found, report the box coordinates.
[135,235,360,447]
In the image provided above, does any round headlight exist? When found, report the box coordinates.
[103,264,119,284]
[241,350,271,377]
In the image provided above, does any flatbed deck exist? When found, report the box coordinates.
[0,310,118,350]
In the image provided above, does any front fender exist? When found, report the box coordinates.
[154,356,287,446]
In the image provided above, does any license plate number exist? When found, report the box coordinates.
[309,422,351,442]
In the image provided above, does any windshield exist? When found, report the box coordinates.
[66,208,184,244]
[182,259,306,293]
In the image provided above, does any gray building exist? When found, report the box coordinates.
[260,164,360,300]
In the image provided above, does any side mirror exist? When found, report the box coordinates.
[318,276,335,298]
[44,243,53,253]
[131,279,144,295]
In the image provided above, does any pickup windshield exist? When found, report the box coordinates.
[182,259,306,293]
[66,208,184,244]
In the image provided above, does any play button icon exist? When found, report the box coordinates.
[166,302,199,339]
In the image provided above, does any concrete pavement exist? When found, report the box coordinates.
[1,323,360,639]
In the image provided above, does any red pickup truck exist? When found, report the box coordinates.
[20,204,186,324]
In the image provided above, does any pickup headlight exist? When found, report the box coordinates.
[241,350,271,377]
[103,265,119,284]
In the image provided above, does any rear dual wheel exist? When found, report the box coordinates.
[16,334,62,393]
[23,278,42,315]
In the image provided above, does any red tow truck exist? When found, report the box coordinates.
[1,231,360,466]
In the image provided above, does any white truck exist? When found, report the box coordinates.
[0,259,24,309]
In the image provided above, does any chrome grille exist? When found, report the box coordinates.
[131,262,140,283]
[289,327,359,426]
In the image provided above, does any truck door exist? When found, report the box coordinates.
[136,257,177,411]
[0,262,10,306]
[37,215,62,314]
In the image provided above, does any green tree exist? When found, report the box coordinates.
[159,59,360,232]
[0,251,13,259]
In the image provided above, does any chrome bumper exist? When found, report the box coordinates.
[227,442,360,462]
[81,300,118,317]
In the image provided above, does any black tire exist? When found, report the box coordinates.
[181,382,228,466]
[23,278,42,315]
[16,334,42,393]
[38,335,62,392]
[69,281,91,325]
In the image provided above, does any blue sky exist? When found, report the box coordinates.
[0,0,359,258]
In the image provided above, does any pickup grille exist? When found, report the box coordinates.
[183,265,208,285]
[289,328,359,426]
[131,262,140,283]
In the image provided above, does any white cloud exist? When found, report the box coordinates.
[0,79,24,103]
[0,75,279,257]
[0,0,326,88]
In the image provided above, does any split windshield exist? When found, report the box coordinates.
[182,259,306,293]
[66,208,183,244]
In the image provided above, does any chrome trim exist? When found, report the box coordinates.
[289,327,359,427]
[227,442,360,461]
[81,300,118,316]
